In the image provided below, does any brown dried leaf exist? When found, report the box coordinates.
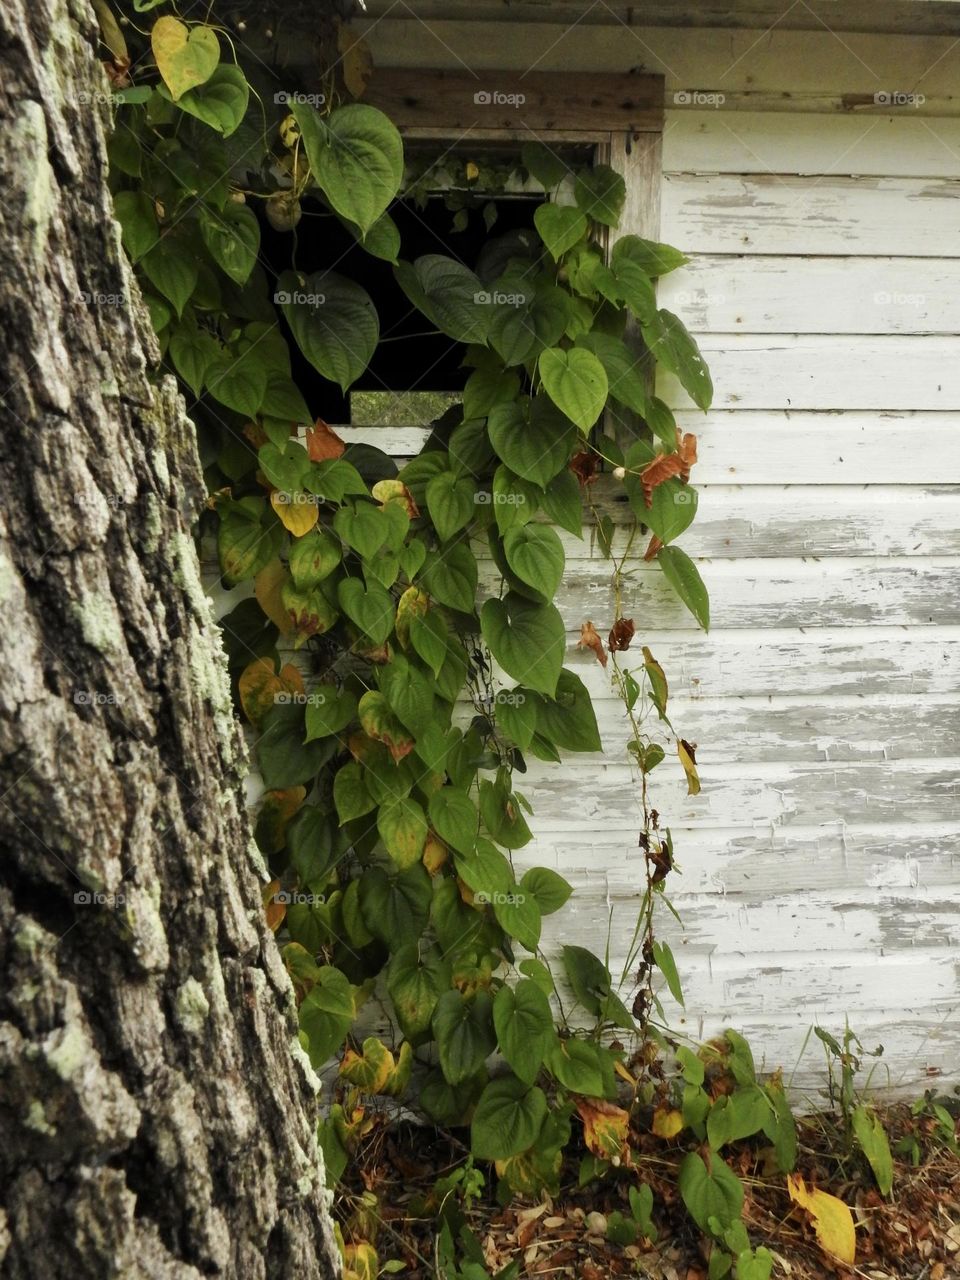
[569,450,600,485]
[608,618,636,652]
[578,620,608,668]
[643,533,663,562]
[306,418,346,461]
[638,432,698,508]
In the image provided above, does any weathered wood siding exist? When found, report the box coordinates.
[210,18,960,1091]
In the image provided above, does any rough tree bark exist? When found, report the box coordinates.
[0,1,341,1276]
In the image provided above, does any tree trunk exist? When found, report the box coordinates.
[0,2,340,1276]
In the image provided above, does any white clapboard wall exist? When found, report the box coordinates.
[203,18,960,1096]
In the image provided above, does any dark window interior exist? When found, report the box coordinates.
[257,193,541,426]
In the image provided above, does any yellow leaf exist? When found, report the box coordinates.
[340,1037,394,1095]
[238,657,302,727]
[372,478,419,518]
[677,737,700,796]
[338,28,374,100]
[342,1241,378,1280]
[151,17,219,101]
[651,1106,684,1139]
[465,161,480,181]
[422,833,448,875]
[576,1097,631,1160]
[787,1174,856,1265]
[271,489,318,535]
[255,559,294,634]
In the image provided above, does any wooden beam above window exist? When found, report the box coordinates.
[362,69,663,135]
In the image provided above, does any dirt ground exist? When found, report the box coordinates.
[338,1102,960,1279]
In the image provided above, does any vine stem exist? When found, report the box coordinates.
[589,498,661,1043]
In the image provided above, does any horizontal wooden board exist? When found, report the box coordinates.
[661,174,960,257]
[541,821,960,897]
[584,484,960,557]
[549,877,960,955]
[340,414,960,481]
[357,8,960,40]
[659,255,960,333]
[663,111,960,178]
[518,756,960,828]
[362,68,662,132]
[657,337,960,410]
[355,18,960,81]
[527,556,960,630]
[585,692,960,763]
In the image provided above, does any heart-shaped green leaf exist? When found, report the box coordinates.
[277,269,378,393]
[378,796,429,870]
[503,524,564,600]
[493,981,555,1084]
[293,102,403,236]
[471,1076,547,1160]
[480,593,564,697]
[337,578,395,644]
[538,347,608,433]
[534,203,588,260]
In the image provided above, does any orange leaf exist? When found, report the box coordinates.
[643,533,663,562]
[263,879,286,931]
[578,620,607,668]
[638,432,698,508]
[256,786,307,854]
[306,418,345,461]
[238,657,302,726]
[787,1174,856,1265]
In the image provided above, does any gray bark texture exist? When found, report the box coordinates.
[0,1,341,1277]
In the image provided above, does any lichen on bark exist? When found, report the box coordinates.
[0,0,341,1276]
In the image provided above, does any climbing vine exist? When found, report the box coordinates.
[98,7,894,1278]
